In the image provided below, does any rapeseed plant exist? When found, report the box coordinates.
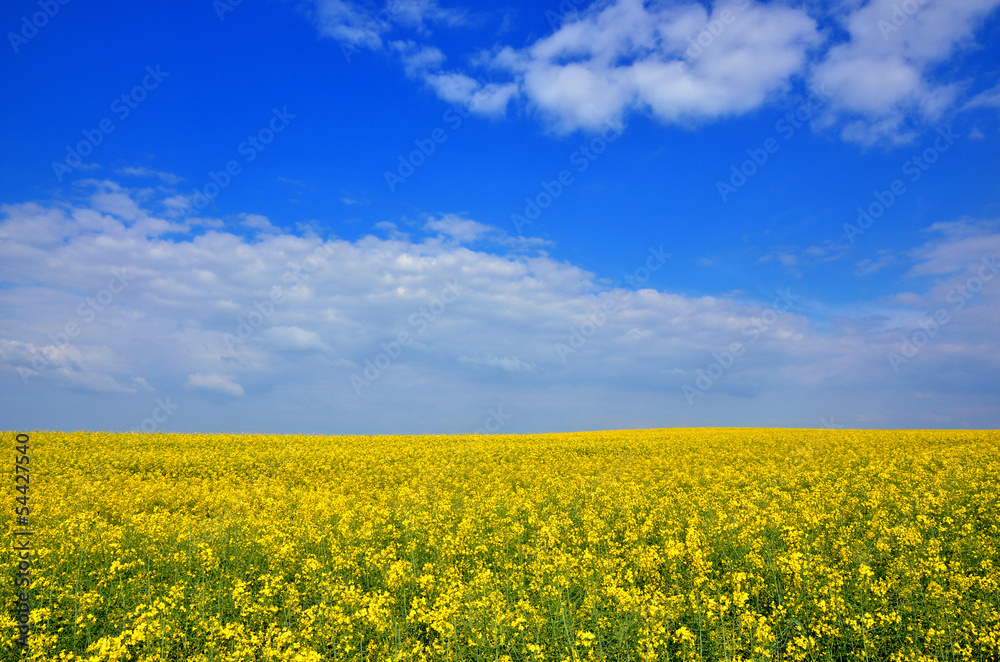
[2,428,998,661]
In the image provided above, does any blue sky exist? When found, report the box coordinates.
[2,0,999,434]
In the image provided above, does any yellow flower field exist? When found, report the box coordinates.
[4,428,999,661]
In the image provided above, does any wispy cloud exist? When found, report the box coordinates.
[460,353,537,372]
[117,166,184,185]
[184,373,245,397]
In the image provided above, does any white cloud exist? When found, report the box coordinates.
[424,214,494,242]
[116,166,184,185]
[391,39,519,116]
[310,0,468,52]
[240,213,278,232]
[905,219,1000,278]
[394,40,447,75]
[185,373,245,397]
[300,0,1000,143]
[855,249,898,276]
[811,0,1000,144]
[393,0,470,30]
[312,0,389,50]
[264,326,329,352]
[460,354,537,372]
[0,339,136,393]
[756,240,850,277]
[132,376,154,391]
[1,183,998,432]
[489,0,821,132]
[965,81,1000,109]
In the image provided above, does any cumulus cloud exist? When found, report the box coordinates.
[1,183,998,432]
[811,0,1000,144]
[0,339,135,394]
[300,0,1000,143]
[490,0,821,132]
